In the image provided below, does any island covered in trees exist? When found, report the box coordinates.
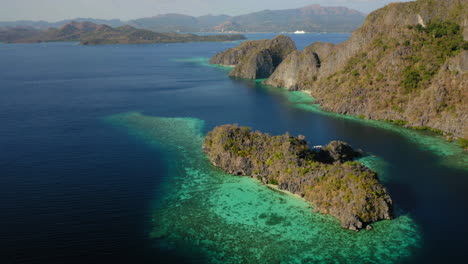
[203,125,394,231]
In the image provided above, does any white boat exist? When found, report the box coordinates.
[293,30,306,34]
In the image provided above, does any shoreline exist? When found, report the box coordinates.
[206,59,467,156]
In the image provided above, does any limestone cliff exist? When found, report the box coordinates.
[266,0,468,138]
[264,46,321,90]
[210,35,297,79]
[203,125,393,231]
[211,0,467,139]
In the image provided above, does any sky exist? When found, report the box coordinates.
[0,0,414,22]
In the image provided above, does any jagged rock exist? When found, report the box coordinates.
[305,0,468,138]
[212,0,468,139]
[447,50,468,74]
[324,140,362,163]
[202,124,394,230]
[264,46,321,90]
[209,39,268,66]
[210,35,297,79]
[229,49,276,79]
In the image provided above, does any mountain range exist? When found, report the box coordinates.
[0,5,366,33]
[0,21,246,45]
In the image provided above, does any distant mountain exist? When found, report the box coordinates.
[223,5,366,33]
[0,4,365,33]
[127,14,231,32]
[127,14,199,32]
[213,21,242,33]
[0,18,124,29]
[0,26,44,43]
[0,21,246,45]
[128,5,364,33]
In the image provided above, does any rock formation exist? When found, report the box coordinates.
[264,46,321,90]
[211,0,468,140]
[203,125,393,231]
[210,35,297,79]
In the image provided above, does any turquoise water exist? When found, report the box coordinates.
[284,90,468,171]
[106,112,421,264]
[172,57,234,72]
[3,34,466,263]
[194,56,467,171]
[217,68,468,172]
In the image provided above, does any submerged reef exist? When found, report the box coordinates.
[203,124,393,230]
[106,113,421,263]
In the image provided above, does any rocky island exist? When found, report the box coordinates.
[210,0,468,144]
[0,21,246,45]
[209,35,297,79]
[203,125,393,230]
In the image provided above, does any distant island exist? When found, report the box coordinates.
[203,125,393,231]
[0,4,365,33]
[210,0,468,146]
[0,21,246,45]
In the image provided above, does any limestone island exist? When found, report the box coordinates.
[203,125,393,231]
[209,0,468,146]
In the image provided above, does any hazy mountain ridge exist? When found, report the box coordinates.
[0,21,246,45]
[0,18,124,29]
[0,4,365,33]
[221,5,365,33]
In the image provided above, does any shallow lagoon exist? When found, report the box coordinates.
[106,112,421,264]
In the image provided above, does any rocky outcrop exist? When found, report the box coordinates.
[316,141,362,163]
[264,46,321,90]
[203,125,393,231]
[210,35,297,79]
[306,0,468,138]
[209,39,268,66]
[212,0,468,139]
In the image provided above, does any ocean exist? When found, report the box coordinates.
[1,33,467,263]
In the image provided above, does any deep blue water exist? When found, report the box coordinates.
[0,33,467,263]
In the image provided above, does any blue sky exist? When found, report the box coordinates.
[0,0,413,21]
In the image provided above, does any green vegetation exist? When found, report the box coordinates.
[402,20,467,92]
[402,67,422,93]
[203,124,393,230]
[458,138,468,149]
[385,119,409,126]
[382,119,446,135]
[268,179,279,185]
